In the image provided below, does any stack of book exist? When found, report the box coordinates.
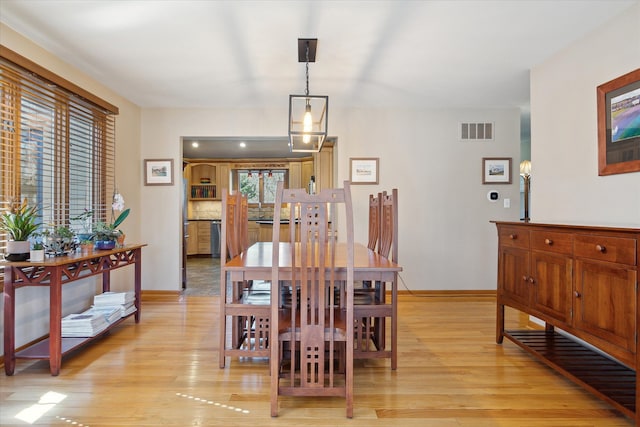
[93,291,137,317]
[61,310,110,337]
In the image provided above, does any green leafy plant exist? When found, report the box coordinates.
[32,241,44,250]
[0,198,40,241]
[70,209,93,234]
[92,208,130,241]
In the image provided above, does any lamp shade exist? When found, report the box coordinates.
[288,94,328,152]
[519,160,532,176]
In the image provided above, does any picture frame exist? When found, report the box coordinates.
[144,159,174,186]
[597,68,640,176]
[482,157,512,184]
[350,157,379,185]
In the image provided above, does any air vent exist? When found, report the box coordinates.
[460,122,494,141]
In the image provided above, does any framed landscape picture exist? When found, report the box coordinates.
[144,159,174,186]
[482,157,512,184]
[597,68,640,176]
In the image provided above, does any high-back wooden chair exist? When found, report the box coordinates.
[353,188,398,369]
[219,189,270,368]
[270,180,355,418]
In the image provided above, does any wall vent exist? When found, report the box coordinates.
[460,122,494,141]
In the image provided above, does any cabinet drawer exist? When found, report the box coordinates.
[531,231,573,255]
[498,226,529,249]
[575,234,636,266]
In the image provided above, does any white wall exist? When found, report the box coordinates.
[531,4,640,226]
[141,106,522,292]
[0,24,142,353]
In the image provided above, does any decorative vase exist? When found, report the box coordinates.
[6,240,30,261]
[116,233,126,247]
[94,240,116,250]
[29,249,45,262]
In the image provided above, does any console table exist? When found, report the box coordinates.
[493,222,639,421]
[3,244,146,376]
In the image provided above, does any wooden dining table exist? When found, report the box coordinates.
[219,241,402,367]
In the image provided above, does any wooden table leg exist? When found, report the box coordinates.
[49,270,62,376]
[4,267,16,376]
[134,248,142,323]
[391,275,397,370]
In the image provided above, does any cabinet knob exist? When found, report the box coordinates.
[544,238,553,245]
[574,291,581,298]
[595,244,606,253]
[509,234,517,240]
[528,277,535,284]
[522,275,528,282]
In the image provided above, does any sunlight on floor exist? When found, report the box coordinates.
[175,392,250,414]
[15,391,67,424]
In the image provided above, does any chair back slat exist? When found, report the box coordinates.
[367,193,381,251]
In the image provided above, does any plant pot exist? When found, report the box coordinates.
[29,249,45,262]
[6,240,30,261]
[94,240,116,250]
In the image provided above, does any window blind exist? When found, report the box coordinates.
[0,50,117,282]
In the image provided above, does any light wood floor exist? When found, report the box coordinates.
[0,294,634,426]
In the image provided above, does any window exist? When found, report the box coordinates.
[237,170,287,204]
[1,48,118,286]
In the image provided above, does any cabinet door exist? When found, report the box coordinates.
[530,251,572,323]
[574,260,637,355]
[197,222,211,254]
[499,246,530,307]
[186,222,198,255]
[248,221,259,246]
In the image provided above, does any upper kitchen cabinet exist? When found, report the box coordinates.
[314,144,333,192]
[186,162,229,200]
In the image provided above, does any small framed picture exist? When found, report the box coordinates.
[144,159,174,186]
[350,157,379,185]
[482,157,512,184]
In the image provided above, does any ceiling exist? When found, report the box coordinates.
[1,0,637,158]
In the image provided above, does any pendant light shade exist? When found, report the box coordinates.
[288,38,328,152]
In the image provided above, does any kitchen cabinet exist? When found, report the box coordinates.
[186,222,198,255]
[248,221,259,247]
[494,221,639,421]
[187,163,217,200]
[196,221,211,254]
[186,220,212,255]
[257,222,297,242]
[314,145,333,192]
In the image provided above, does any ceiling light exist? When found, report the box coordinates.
[288,38,328,153]
[192,141,199,148]
[239,142,246,148]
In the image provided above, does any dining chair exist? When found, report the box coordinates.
[219,189,270,368]
[353,188,398,369]
[270,180,355,418]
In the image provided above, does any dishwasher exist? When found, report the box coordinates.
[210,220,221,258]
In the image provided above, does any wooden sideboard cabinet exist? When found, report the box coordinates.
[494,222,639,421]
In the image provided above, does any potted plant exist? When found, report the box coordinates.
[0,198,40,261]
[42,225,76,256]
[93,208,130,250]
[30,241,45,262]
[70,209,93,243]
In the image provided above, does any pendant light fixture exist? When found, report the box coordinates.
[288,38,328,152]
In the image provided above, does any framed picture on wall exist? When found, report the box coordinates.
[597,68,640,176]
[350,157,379,185]
[482,157,512,184]
[144,159,174,186]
